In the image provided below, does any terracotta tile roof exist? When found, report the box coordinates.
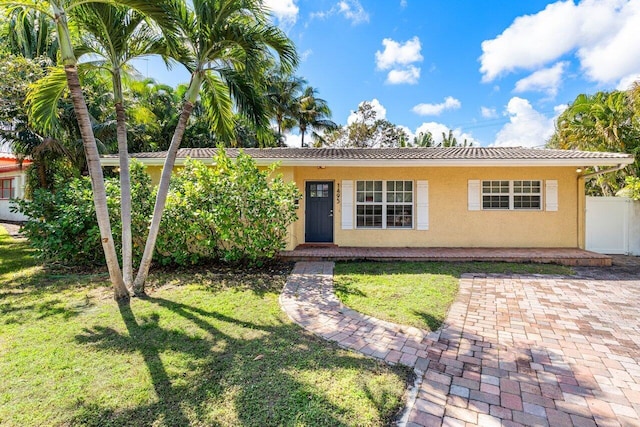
[123,147,634,161]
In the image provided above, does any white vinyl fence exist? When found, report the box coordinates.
[586,197,640,255]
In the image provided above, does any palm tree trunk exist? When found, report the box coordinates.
[65,65,129,300]
[133,102,194,295]
[114,72,133,289]
[133,72,204,295]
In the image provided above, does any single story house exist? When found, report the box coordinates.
[101,147,634,251]
[0,153,30,222]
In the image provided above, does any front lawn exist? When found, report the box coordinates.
[0,227,410,427]
[333,261,573,331]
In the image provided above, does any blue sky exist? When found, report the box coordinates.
[142,0,640,147]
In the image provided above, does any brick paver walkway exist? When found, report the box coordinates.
[280,261,640,427]
[280,262,438,371]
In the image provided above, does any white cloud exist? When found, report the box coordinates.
[480,0,640,85]
[617,73,640,90]
[264,0,299,26]
[283,132,302,147]
[481,106,498,118]
[337,0,369,24]
[412,96,461,116]
[375,36,423,85]
[491,97,557,147]
[514,62,568,96]
[300,49,313,61]
[375,36,423,70]
[347,98,387,124]
[310,0,369,25]
[400,0,408,8]
[387,66,420,85]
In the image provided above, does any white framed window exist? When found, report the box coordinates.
[356,180,413,228]
[481,180,541,210]
[0,178,14,200]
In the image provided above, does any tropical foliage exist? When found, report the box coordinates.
[155,150,300,265]
[324,101,408,147]
[548,86,640,195]
[14,160,153,266]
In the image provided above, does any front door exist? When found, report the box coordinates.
[305,181,334,243]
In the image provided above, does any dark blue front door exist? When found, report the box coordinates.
[305,181,334,243]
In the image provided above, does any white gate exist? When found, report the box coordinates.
[586,197,637,254]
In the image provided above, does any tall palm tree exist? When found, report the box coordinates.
[266,70,305,138]
[294,86,336,148]
[72,3,169,289]
[0,0,172,301]
[133,0,298,294]
[3,7,58,61]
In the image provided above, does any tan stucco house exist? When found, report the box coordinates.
[0,153,30,222]
[102,147,634,251]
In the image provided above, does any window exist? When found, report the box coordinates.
[309,183,329,198]
[0,179,14,200]
[356,180,413,228]
[482,180,541,210]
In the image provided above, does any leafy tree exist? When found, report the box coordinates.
[0,0,173,301]
[266,69,305,140]
[71,3,169,288]
[413,131,434,147]
[133,0,298,295]
[548,88,640,195]
[324,101,408,148]
[293,86,336,147]
[0,7,58,61]
[439,129,471,147]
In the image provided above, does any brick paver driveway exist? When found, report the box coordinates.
[281,261,640,426]
[409,264,640,427]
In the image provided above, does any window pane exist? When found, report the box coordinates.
[357,205,382,228]
[357,181,364,191]
[514,195,541,209]
[482,195,509,209]
[387,205,412,228]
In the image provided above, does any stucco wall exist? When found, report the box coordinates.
[290,166,581,250]
[0,173,29,222]
[142,164,582,250]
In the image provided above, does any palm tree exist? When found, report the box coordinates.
[266,70,306,139]
[0,0,172,301]
[293,86,336,148]
[3,7,58,61]
[133,0,298,294]
[550,91,639,195]
[72,3,169,289]
[413,131,434,147]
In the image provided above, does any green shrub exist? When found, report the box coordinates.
[620,176,640,200]
[15,160,154,266]
[17,151,299,267]
[155,149,300,265]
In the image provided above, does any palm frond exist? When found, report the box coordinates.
[26,66,68,135]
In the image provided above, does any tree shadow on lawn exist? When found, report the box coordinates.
[72,296,407,427]
[410,310,444,332]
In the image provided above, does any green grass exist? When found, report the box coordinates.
[334,261,573,332]
[0,227,410,427]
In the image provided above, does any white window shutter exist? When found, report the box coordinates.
[342,180,354,229]
[416,180,429,230]
[546,180,558,211]
[468,180,480,211]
